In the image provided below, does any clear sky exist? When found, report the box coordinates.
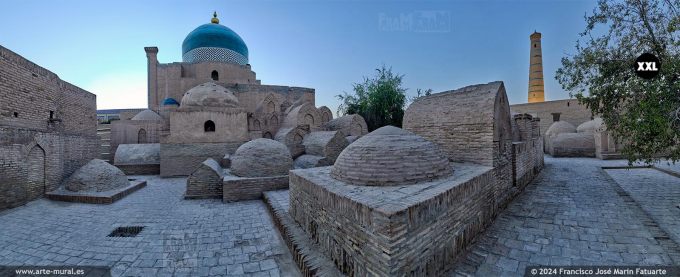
[0,0,597,112]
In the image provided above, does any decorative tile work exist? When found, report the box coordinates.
[182,47,248,65]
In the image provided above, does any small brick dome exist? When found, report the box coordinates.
[64,159,129,192]
[546,121,576,137]
[577,118,604,133]
[131,109,162,121]
[230,138,293,177]
[180,82,239,108]
[331,126,452,186]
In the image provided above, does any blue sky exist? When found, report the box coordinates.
[0,0,597,111]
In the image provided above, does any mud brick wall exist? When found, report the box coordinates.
[289,166,502,276]
[160,142,241,177]
[117,164,160,175]
[404,82,512,168]
[222,175,288,202]
[0,46,98,211]
[185,159,223,198]
[511,99,592,136]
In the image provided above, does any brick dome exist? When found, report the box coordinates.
[330,126,452,186]
[64,159,129,192]
[230,138,293,177]
[131,109,162,121]
[180,82,239,108]
[576,118,604,133]
[546,121,576,137]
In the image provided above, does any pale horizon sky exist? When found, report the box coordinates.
[0,0,597,112]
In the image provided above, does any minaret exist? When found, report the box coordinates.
[528,31,545,103]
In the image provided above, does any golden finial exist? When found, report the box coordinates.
[211,11,219,24]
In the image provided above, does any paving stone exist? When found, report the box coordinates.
[0,176,299,276]
[450,157,680,275]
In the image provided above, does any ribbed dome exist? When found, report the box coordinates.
[230,138,293,177]
[577,118,604,133]
[546,121,576,137]
[180,82,239,108]
[331,126,452,186]
[131,109,162,121]
[182,14,248,65]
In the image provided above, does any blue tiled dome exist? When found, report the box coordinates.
[162,97,180,106]
[181,13,249,65]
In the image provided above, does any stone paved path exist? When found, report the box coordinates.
[0,176,299,277]
[1,157,679,277]
[605,168,680,247]
[451,157,680,276]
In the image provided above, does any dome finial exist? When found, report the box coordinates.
[211,11,219,24]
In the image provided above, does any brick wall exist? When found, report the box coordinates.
[511,99,592,136]
[160,142,242,177]
[185,158,223,198]
[0,45,98,211]
[223,175,288,202]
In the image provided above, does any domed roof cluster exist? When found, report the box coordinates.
[230,138,293,177]
[131,109,162,121]
[331,126,452,186]
[180,82,239,108]
[182,12,249,65]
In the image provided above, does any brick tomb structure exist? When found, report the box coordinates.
[185,138,294,201]
[277,81,544,276]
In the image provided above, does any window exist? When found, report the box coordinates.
[211,70,219,81]
[13,112,18,118]
[138,129,147,143]
[204,120,215,132]
[533,43,537,48]
[567,102,570,107]
[552,113,561,122]
[49,111,54,119]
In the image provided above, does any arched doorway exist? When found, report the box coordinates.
[138,128,147,143]
[211,70,219,81]
[26,145,46,200]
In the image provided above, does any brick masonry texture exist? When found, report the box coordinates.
[301,131,347,164]
[403,81,512,167]
[290,165,499,275]
[510,99,592,137]
[0,45,98,212]
[330,126,452,186]
[320,114,368,137]
[186,158,224,199]
[46,180,146,204]
[160,142,242,177]
[223,175,288,202]
[285,81,546,276]
[230,139,293,178]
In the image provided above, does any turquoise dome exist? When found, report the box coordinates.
[181,14,249,65]
[162,98,180,106]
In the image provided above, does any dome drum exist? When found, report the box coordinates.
[181,13,249,65]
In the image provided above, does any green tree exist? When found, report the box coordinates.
[337,65,407,131]
[556,0,680,164]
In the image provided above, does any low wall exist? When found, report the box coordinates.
[223,175,288,202]
[160,142,242,177]
[117,164,160,175]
